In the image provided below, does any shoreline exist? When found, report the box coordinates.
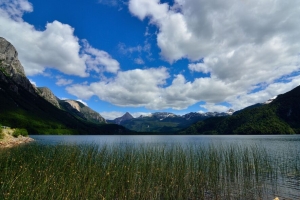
[0,129,34,148]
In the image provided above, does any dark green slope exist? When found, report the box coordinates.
[121,117,182,133]
[274,86,300,133]
[180,86,300,135]
[0,72,130,135]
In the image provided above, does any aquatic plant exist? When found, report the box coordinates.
[0,143,298,199]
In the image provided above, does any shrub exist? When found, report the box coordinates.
[12,128,28,138]
[0,126,3,140]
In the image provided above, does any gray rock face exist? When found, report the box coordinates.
[37,87,60,108]
[113,112,134,125]
[60,100,106,124]
[0,37,36,94]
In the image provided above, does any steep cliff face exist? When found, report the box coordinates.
[37,87,60,108]
[60,100,106,124]
[0,37,36,94]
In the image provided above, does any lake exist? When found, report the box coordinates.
[30,134,300,199]
[30,134,300,153]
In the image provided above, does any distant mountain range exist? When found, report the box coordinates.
[0,37,130,135]
[108,110,234,133]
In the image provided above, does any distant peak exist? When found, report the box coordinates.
[123,112,134,119]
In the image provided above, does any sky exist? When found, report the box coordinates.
[0,0,300,120]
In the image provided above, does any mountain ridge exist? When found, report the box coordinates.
[179,86,300,135]
[0,37,129,135]
[109,110,233,132]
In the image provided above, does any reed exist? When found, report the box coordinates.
[0,142,298,199]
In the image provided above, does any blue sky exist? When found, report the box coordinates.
[1,0,300,119]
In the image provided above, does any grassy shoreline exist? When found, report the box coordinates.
[0,143,299,199]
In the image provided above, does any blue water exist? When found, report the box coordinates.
[30,134,300,152]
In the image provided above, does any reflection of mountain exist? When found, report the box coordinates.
[180,86,300,135]
[0,37,130,135]
[109,111,233,132]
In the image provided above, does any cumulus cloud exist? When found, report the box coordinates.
[66,67,170,108]
[0,0,119,77]
[66,67,238,110]
[126,0,300,110]
[83,40,120,74]
[188,63,211,74]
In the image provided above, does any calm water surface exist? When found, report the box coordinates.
[30,134,300,152]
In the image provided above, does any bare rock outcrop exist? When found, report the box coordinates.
[0,37,36,94]
[37,87,60,108]
[60,99,107,124]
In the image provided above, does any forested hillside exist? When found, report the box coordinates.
[180,86,300,135]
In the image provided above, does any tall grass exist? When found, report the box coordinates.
[0,143,299,199]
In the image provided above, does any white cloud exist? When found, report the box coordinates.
[29,79,36,86]
[66,67,170,108]
[66,67,238,110]
[226,76,300,111]
[82,40,120,74]
[0,0,119,77]
[0,0,33,20]
[56,78,73,86]
[188,63,210,74]
[199,103,229,113]
[126,0,300,111]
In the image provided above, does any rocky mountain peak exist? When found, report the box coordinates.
[37,87,60,108]
[123,112,134,119]
[113,112,134,125]
[59,99,106,124]
[0,37,36,94]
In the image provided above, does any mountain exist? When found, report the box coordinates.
[0,37,36,94]
[59,99,106,124]
[36,86,107,124]
[179,87,300,135]
[108,112,134,125]
[37,87,60,108]
[110,111,232,133]
[0,37,130,135]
